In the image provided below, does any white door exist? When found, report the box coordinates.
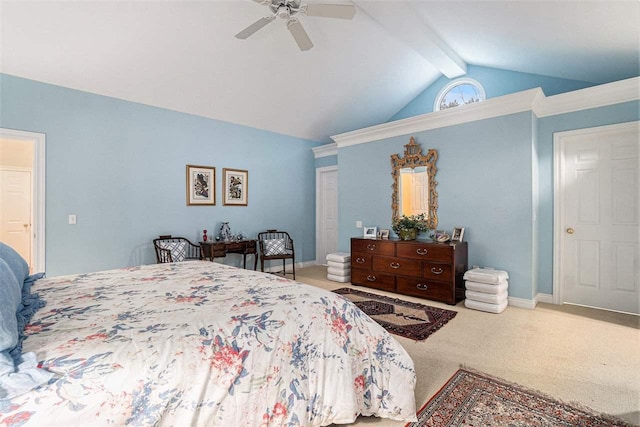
[316,166,338,265]
[0,169,32,266]
[0,129,45,273]
[555,121,639,314]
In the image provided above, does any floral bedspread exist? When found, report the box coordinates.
[0,261,416,426]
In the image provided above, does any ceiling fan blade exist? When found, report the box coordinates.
[235,16,275,39]
[287,18,313,51]
[304,4,356,19]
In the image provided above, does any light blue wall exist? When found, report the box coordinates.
[0,74,322,277]
[535,100,640,295]
[338,112,536,299]
[390,65,595,121]
[315,154,337,168]
[337,99,639,302]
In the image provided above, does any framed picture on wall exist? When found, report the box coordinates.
[223,168,248,206]
[186,165,215,206]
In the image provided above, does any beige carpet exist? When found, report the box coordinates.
[295,265,640,426]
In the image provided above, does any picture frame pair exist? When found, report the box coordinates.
[364,227,390,240]
[186,165,248,206]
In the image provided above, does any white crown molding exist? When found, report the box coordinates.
[312,142,337,158]
[534,76,640,117]
[332,77,640,148]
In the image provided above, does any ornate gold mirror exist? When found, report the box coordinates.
[391,137,438,229]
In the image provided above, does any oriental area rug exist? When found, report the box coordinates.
[332,287,457,341]
[407,369,633,427]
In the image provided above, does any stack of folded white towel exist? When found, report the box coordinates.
[326,252,351,283]
[463,268,509,313]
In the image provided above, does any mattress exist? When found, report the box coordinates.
[465,298,508,313]
[465,280,508,294]
[327,273,352,283]
[465,289,508,304]
[327,260,350,269]
[327,266,351,277]
[326,252,351,263]
[463,268,509,284]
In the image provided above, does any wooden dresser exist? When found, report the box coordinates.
[350,238,468,305]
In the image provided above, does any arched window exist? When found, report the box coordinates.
[434,78,486,112]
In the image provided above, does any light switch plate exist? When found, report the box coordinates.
[356,221,363,228]
[68,214,77,225]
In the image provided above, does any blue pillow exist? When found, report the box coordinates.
[0,258,22,363]
[0,246,51,399]
[0,242,29,286]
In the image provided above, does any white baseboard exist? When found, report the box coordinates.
[507,292,555,309]
[536,293,554,304]
[261,260,316,274]
[507,296,537,309]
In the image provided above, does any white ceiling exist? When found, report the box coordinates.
[1,1,638,143]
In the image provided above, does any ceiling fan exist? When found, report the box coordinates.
[235,0,356,51]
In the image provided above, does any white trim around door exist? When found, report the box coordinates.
[0,128,46,273]
[316,165,338,265]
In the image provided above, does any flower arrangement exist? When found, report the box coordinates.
[392,213,430,240]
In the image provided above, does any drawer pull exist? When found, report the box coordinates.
[366,244,376,251]
[430,267,444,275]
[416,248,428,255]
[356,257,366,264]
[390,262,401,269]
[366,275,377,282]
[416,283,428,291]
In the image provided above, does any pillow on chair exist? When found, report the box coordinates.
[159,241,187,262]
[263,239,287,256]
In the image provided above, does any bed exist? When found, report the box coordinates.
[0,257,417,426]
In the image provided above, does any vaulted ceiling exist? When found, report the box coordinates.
[1,1,638,143]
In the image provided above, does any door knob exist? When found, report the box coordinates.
[566,228,574,234]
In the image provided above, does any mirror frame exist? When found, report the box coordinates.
[391,137,439,229]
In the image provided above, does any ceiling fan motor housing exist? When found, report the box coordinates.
[270,1,301,19]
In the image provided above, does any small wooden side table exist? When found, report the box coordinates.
[200,240,258,270]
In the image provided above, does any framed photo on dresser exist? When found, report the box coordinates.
[451,227,465,242]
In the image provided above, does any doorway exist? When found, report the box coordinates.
[553,121,639,314]
[0,128,46,273]
[316,166,338,265]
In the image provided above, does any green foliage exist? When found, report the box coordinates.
[392,213,430,235]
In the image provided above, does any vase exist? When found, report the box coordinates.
[398,229,417,240]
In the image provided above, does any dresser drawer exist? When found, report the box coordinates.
[351,269,396,292]
[373,256,422,277]
[396,277,453,303]
[396,243,452,262]
[423,262,452,282]
[351,254,372,270]
[351,239,395,256]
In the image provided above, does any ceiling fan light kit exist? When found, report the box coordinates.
[235,0,356,51]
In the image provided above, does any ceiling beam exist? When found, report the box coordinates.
[354,0,467,78]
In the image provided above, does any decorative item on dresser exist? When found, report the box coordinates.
[351,237,468,305]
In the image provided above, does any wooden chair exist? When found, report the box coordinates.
[153,235,202,263]
[257,230,295,279]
